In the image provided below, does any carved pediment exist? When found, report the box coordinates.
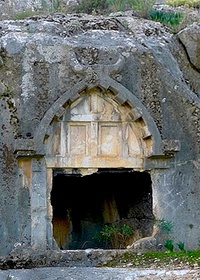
[45,87,152,169]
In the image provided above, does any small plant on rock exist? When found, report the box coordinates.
[176,241,185,252]
[157,219,173,235]
[164,239,174,252]
[149,10,183,26]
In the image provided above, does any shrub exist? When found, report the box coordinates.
[149,10,183,26]
[166,0,200,8]
[94,224,134,248]
[128,0,156,18]
[166,0,187,6]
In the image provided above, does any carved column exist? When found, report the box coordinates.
[14,139,48,249]
[31,156,47,249]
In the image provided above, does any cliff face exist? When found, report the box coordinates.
[0,13,200,258]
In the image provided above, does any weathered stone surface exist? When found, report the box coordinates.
[0,12,200,264]
[178,23,200,71]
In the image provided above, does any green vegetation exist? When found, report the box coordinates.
[68,0,199,14]
[157,219,174,235]
[141,249,200,265]
[156,219,187,253]
[177,241,185,252]
[94,224,134,249]
[13,9,39,20]
[128,0,156,10]
[164,239,174,252]
[9,0,200,21]
[100,220,200,267]
[13,0,62,19]
[74,0,157,14]
[11,0,199,34]
[41,0,61,12]
[166,0,200,8]
[127,0,156,18]
[74,0,108,14]
[149,10,183,26]
[12,0,157,17]
[106,0,126,12]
[102,249,200,268]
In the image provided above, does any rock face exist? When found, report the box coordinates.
[0,13,200,261]
[178,23,200,71]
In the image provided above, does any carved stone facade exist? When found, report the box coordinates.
[0,14,200,258]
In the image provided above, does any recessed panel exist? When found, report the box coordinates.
[98,124,121,156]
[68,124,88,155]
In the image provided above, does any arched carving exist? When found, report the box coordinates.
[32,77,163,169]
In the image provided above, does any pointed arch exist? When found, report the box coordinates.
[34,77,163,164]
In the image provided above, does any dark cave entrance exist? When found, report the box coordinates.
[51,169,155,250]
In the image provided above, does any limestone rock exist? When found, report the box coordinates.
[178,23,200,71]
